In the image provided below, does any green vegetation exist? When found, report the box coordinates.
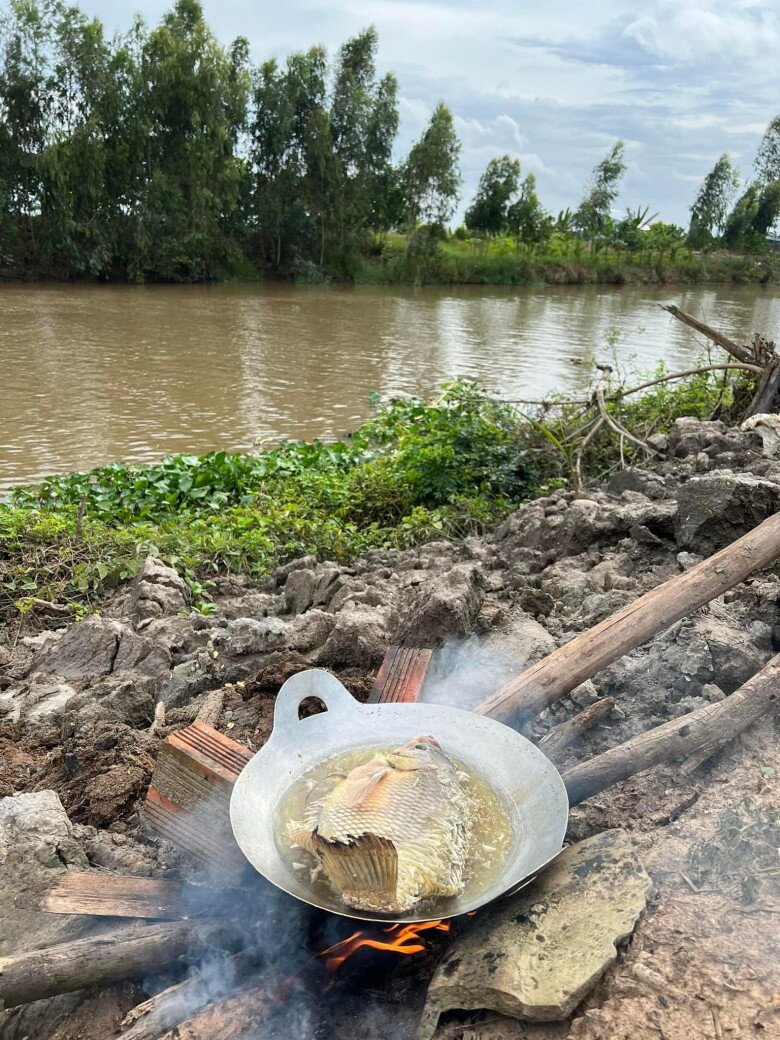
[1,369,745,627]
[1,0,777,285]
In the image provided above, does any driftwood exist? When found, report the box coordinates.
[39,872,233,920]
[476,511,780,726]
[561,652,780,805]
[154,985,276,1039]
[120,951,262,1040]
[661,304,752,364]
[538,699,615,761]
[0,920,242,1009]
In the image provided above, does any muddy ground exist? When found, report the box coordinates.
[1,416,778,1039]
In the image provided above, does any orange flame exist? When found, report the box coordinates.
[319,920,451,971]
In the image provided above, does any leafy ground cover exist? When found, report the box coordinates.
[0,369,739,628]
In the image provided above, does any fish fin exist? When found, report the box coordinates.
[344,768,391,808]
[312,831,398,902]
[288,827,315,852]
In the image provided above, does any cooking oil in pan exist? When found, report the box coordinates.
[274,743,513,912]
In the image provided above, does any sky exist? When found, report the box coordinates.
[81,0,780,227]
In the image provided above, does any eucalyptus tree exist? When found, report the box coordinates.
[574,140,626,236]
[688,153,740,249]
[133,0,250,280]
[465,155,521,235]
[0,0,54,260]
[507,173,550,244]
[402,102,461,230]
[755,115,780,187]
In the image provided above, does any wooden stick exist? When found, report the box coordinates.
[538,698,615,760]
[154,985,275,1040]
[476,511,780,726]
[0,920,242,1010]
[661,304,752,364]
[120,951,262,1040]
[39,872,234,920]
[561,653,780,805]
[595,385,657,458]
[196,688,225,728]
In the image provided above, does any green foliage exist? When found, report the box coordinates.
[575,140,626,236]
[688,153,740,249]
[3,381,533,621]
[465,155,521,236]
[402,102,461,229]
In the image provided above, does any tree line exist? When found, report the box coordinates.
[1,0,778,283]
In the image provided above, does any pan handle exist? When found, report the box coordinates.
[271,668,360,738]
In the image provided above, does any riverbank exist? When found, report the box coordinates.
[4,245,780,288]
[353,240,780,287]
[2,397,779,1039]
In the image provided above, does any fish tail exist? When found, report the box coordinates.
[312,830,398,903]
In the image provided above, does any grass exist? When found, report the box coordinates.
[0,367,744,629]
[352,233,780,287]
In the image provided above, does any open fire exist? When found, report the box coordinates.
[319,920,452,971]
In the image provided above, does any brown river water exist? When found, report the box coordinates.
[2,282,779,488]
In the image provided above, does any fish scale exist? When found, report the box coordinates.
[292,737,469,914]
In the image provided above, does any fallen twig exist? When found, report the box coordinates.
[595,385,657,459]
[538,698,614,761]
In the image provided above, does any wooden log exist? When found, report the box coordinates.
[0,920,242,1010]
[561,653,780,806]
[476,511,780,726]
[120,951,262,1040]
[39,872,235,920]
[661,304,752,364]
[154,985,275,1040]
[538,698,615,761]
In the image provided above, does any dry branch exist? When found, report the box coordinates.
[196,688,225,728]
[595,385,657,458]
[538,698,615,761]
[562,652,780,805]
[0,920,242,1009]
[661,304,752,364]
[476,511,780,726]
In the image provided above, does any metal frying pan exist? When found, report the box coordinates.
[230,668,568,923]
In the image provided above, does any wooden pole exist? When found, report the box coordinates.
[561,653,780,805]
[538,698,615,761]
[0,920,242,1010]
[39,873,233,920]
[476,511,780,726]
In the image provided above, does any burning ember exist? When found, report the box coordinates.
[319,920,452,971]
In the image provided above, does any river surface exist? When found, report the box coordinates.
[2,282,779,487]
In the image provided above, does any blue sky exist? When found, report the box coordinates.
[82,0,780,226]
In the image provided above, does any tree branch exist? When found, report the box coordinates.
[660,304,752,364]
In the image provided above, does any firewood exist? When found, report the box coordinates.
[476,512,780,726]
[39,872,234,920]
[120,950,262,1040]
[561,652,780,805]
[196,688,225,728]
[538,698,615,761]
[0,920,242,1010]
[153,984,276,1039]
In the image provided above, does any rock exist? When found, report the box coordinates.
[0,676,79,729]
[571,679,600,708]
[214,617,289,656]
[83,765,148,828]
[287,610,337,653]
[395,565,484,647]
[0,791,90,957]
[284,567,317,614]
[418,830,652,1037]
[28,617,171,683]
[675,471,780,554]
[741,413,780,457]
[123,556,189,621]
[157,657,213,708]
[485,606,555,666]
[29,617,123,680]
[667,417,761,463]
[607,468,666,498]
[318,605,389,668]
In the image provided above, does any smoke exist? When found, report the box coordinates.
[420,635,524,712]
